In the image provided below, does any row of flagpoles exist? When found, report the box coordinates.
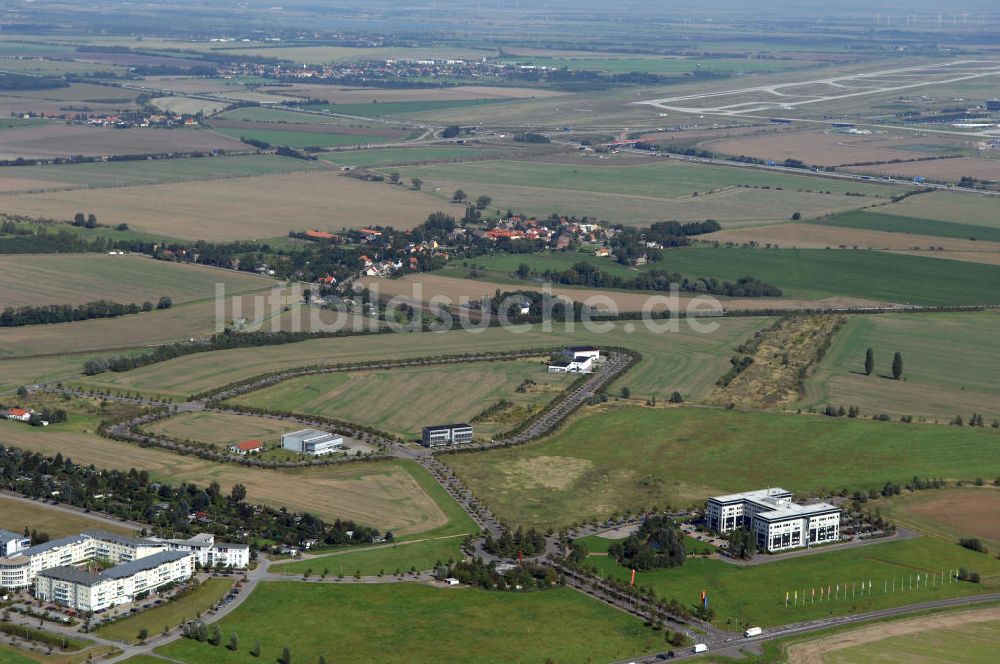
[785,570,960,607]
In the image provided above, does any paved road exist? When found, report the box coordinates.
[615,592,1000,663]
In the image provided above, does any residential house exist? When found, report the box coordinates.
[228,439,264,455]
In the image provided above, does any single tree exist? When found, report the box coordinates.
[138,628,148,642]
[475,195,492,210]
[157,296,173,310]
[230,483,247,504]
[73,212,86,226]
[281,646,292,664]
[410,177,423,190]
[892,352,903,380]
[864,348,874,376]
[228,632,239,651]
[620,387,631,399]
[388,172,401,184]
[251,639,261,657]
[452,189,467,203]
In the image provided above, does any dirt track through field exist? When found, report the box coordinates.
[785,606,1000,663]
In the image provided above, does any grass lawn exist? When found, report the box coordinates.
[95,578,235,644]
[226,358,566,439]
[819,210,1000,243]
[444,405,1000,529]
[584,535,1000,628]
[156,583,662,663]
[803,312,1000,421]
[0,644,120,664]
[270,536,467,576]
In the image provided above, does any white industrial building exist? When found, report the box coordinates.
[706,488,840,553]
[34,550,194,612]
[548,346,600,373]
[281,428,343,456]
[147,533,249,568]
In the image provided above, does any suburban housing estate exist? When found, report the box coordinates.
[0,529,249,611]
[706,488,841,553]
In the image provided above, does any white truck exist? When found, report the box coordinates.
[744,626,763,638]
[693,643,709,654]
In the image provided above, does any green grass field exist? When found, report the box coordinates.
[319,146,503,167]
[209,126,397,148]
[393,159,901,200]
[444,405,1000,529]
[156,583,661,663]
[0,154,325,190]
[820,210,1000,243]
[96,578,235,644]
[438,246,1000,305]
[74,318,767,401]
[584,535,1000,628]
[226,358,566,439]
[804,312,1000,421]
[271,536,466,576]
[821,615,1000,663]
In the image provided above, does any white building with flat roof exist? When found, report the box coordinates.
[147,533,249,569]
[281,429,342,456]
[35,550,194,612]
[706,488,840,553]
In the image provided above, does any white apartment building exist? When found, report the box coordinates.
[0,529,30,557]
[147,533,250,568]
[34,550,194,612]
[706,488,840,553]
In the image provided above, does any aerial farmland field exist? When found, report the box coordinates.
[144,411,301,448]
[0,171,448,240]
[444,405,1000,529]
[0,124,245,160]
[803,312,1000,421]
[0,422,451,536]
[157,583,661,664]
[226,358,568,439]
[875,487,1000,552]
[0,254,271,309]
[75,317,767,401]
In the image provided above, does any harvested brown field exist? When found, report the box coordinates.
[275,84,564,104]
[879,488,1000,550]
[0,124,246,160]
[785,606,1000,664]
[0,175,61,192]
[365,273,887,313]
[145,411,297,448]
[0,254,272,309]
[0,423,446,536]
[0,171,448,241]
[702,129,955,167]
[848,157,1000,182]
[0,493,137,537]
[703,222,1000,261]
[888,249,1000,265]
